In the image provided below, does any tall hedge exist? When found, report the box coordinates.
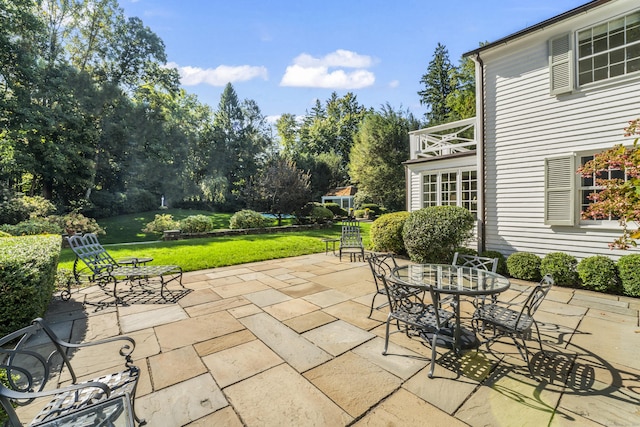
[0,235,61,336]
[402,206,475,263]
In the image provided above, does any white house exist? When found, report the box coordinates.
[405,0,640,260]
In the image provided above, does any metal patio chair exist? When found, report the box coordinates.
[471,274,554,374]
[338,221,364,261]
[449,252,500,308]
[67,233,185,305]
[0,318,145,426]
[381,274,455,378]
[366,253,424,318]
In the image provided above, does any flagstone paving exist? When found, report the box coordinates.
[37,252,640,426]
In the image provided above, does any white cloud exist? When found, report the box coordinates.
[389,80,400,88]
[280,49,376,89]
[168,62,268,86]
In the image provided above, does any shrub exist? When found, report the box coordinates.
[481,250,508,276]
[617,254,640,297]
[229,210,269,229]
[143,214,181,233]
[402,206,475,264]
[370,211,410,255]
[0,235,61,336]
[322,203,347,217]
[353,191,374,210]
[180,214,215,233]
[360,203,382,215]
[577,256,619,293]
[540,252,578,286]
[123,188,157,213]
[309,206,333,224]
[47,212,104,236]
[21,195,56,218]
[354,209,366,219]
[0,219,62,236]
[0,196,30,225]
[454,247,478,257]
[506,252,541,281]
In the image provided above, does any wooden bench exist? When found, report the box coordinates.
[0,318,145,426]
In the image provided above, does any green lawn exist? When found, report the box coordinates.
[60,220,372,273]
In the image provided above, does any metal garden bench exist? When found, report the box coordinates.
[66,233,185,306]
[0,318,144,426]
[338,221,364,261]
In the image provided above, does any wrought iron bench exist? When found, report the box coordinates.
[67,233,185,305]
[0,318,144,426]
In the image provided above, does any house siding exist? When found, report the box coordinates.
[481,0,640,260]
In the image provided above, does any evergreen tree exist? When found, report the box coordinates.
[418,43,454,126]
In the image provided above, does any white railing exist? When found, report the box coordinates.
[409,117,477,159]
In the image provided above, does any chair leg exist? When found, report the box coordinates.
[368,292,378,318]
[382,317,392,355]
[428,333,438,378]
[531,320,546,356]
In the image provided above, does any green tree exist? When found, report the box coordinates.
[211,83,272,207]
[246,156,311,225]
[445,56,476,121]
[349,104,418,211]
[418,43,454,126]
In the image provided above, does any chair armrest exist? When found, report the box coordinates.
[0,380,110,401]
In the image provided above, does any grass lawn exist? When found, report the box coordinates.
[60,221,372,273]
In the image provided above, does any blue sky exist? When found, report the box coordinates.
[121,0,589,121]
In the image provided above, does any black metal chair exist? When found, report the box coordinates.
[0,318,145,426]
[366,253,424,318]
[450,252,500,308]
[471,274,554,374]
[380,274,455,378]
[338,221,364,261]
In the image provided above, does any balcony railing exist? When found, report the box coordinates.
[409,117,477,159]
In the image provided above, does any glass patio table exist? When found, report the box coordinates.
[389,263,510,352]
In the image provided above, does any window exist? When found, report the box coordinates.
[422,169,477,216]
[422,174,437,207]
[577,11,640,86]
[579,154,629,222]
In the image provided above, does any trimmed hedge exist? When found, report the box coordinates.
[506,252,541,281]
[402,206,475,264]
[481,250,508,276]
[541,252,578,286]
[322,203,347,217]
[229,210,269,229]
[577,255,619,293]
[0,235,61,336]
[370,211,410,255]
[617,254,640,297]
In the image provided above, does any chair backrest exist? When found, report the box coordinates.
[524,274,554,317]
[0,319,79,422]
[452,252,498,273]
[340,223,362,247]
[367,253,398,286]
[67,233,118,275]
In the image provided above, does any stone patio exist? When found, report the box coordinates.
[32,253,640,426]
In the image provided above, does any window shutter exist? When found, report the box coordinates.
[545,155,575,226]
[549,34,573,95]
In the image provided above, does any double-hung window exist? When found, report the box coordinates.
[577,11,640,86]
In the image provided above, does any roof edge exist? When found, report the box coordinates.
[463,0,613,57]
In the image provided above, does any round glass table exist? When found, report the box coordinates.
[390,264,510,351]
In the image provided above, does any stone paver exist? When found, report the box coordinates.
[224,364,353,426]
[304,351,402,418]
[202,339,283,387]
[35,252,640,427]
[240,312,332,372]
[136,374,227,426]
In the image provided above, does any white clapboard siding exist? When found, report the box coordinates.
[481,0,640,261]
